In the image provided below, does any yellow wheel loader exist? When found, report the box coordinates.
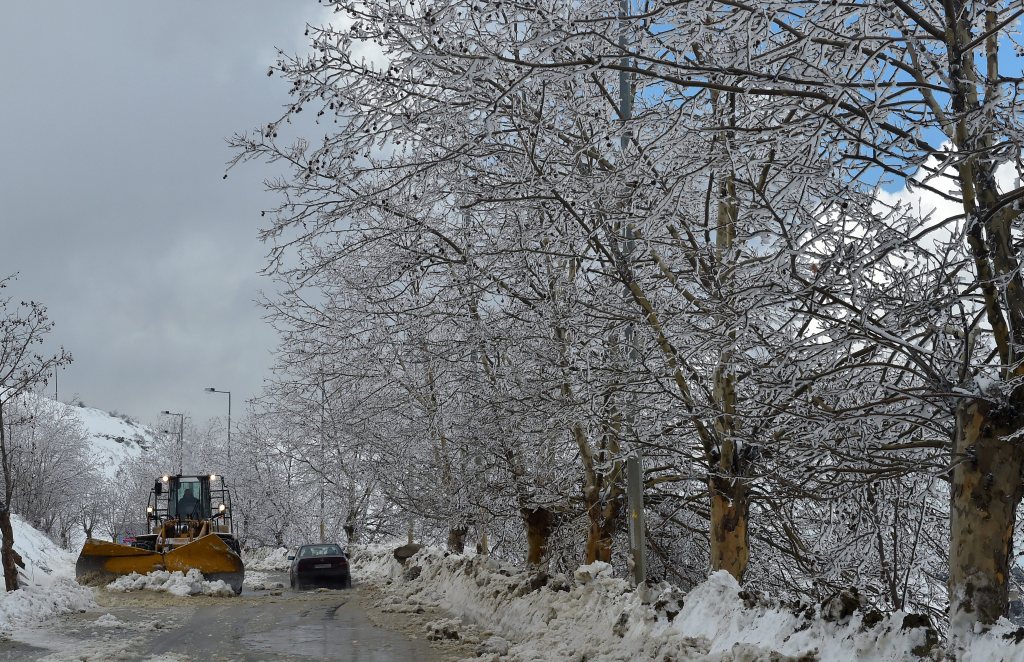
[76,474,245,594]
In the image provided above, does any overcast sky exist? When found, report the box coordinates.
[0,2,325,426]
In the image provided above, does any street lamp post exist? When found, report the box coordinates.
[204,388,231,461]
[160,410,184,474]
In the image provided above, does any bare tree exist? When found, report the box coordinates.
[0,276,71,590]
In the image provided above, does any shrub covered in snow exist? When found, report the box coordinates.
[351,544,1024,661]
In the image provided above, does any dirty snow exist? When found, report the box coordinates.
[352,544,1024,661]
[107,569,235,597]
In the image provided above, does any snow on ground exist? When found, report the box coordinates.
[0,515,94,634]
[242,546,292,571]
[107,569,235,597]
[242,570,285,591]
[351,544,1024,661]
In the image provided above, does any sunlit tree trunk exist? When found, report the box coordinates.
[949,400,1024,627]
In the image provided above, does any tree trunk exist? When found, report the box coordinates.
[447,524,468,554]
[477,527,489,555]
[523,507,553,566]
[709,473,749,581]
[949,399,1024,628]
[584,488,623,564]
[0,509,19,591]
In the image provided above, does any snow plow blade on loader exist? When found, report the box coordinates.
[165,534,244,592]
[75,539,164,585]
[76,534,245,594]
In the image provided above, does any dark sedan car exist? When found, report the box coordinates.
[289,544,352,590]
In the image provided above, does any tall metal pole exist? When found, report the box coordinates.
[161,411,184,474]
[319,371,326,544]
[205,388,232,461]
[178,415,184,475]
[619,1,645,587]
[626,455,646,585]
[618,0,631,150]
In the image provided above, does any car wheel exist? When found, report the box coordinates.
[289,575,295,589]
[344,576,352,589]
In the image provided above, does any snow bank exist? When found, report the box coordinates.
[352,545,1022,661]
[106,569,235,597]
[0,514,95,633]
[242,546,292,571]
[958,619,1024,661]
[242,570,285,591]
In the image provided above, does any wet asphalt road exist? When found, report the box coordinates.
[0,574,461,662]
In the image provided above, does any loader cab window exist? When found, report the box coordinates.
[170,479,207,520]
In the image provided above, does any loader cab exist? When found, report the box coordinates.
[146,474,235,537]
[169,477,208,520]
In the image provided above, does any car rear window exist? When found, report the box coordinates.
[300,544,344,557]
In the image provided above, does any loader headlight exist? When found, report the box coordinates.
[161,475,169,483]
[218,504,226,513]
[209,474,218,481]
[147,506,154,514]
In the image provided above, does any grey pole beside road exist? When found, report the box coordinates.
[205,388,232,461]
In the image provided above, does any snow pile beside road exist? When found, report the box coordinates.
[242,570,285,591]
[107,569,235,597]
[351,545,1023,661]
[0,515,95,633]
[243,546,291,571]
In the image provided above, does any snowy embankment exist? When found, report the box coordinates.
[0,514,94,633]
[351,545,1024,661]
[239,547,290,590]
[242,546,291,571]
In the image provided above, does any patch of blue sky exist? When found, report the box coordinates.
[622,3,1022,196]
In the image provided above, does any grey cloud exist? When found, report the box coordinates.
[0,1,320,423]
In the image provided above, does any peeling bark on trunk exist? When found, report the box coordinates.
[523,507,553,566]
[709,473,749,581]
[949,400,1024,627]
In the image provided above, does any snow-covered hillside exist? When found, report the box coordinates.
[62,401,155,478]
